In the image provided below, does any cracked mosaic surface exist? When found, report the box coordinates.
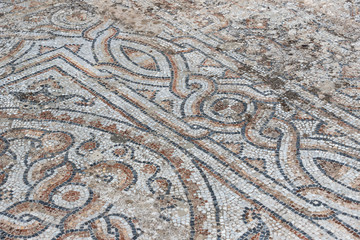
[0,0,360,239]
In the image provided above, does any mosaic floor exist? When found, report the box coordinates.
[0,0,360,239]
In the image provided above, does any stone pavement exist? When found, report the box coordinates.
[0,0,359,239]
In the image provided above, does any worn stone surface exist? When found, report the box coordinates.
[0,0,360,239]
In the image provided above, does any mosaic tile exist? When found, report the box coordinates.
[0,0,360,239]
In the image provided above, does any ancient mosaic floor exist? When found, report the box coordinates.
[0,0,360,239]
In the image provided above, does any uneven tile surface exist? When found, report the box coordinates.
[0,0,360,239]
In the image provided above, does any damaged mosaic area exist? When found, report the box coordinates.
[0,0,360,239]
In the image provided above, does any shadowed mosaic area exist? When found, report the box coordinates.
[0,0,360,239]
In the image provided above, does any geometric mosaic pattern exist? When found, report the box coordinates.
[0,0,359,239]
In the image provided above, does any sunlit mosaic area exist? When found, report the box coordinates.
[0,0,360,239]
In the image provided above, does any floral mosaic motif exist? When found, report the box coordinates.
[0,0,360,239]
